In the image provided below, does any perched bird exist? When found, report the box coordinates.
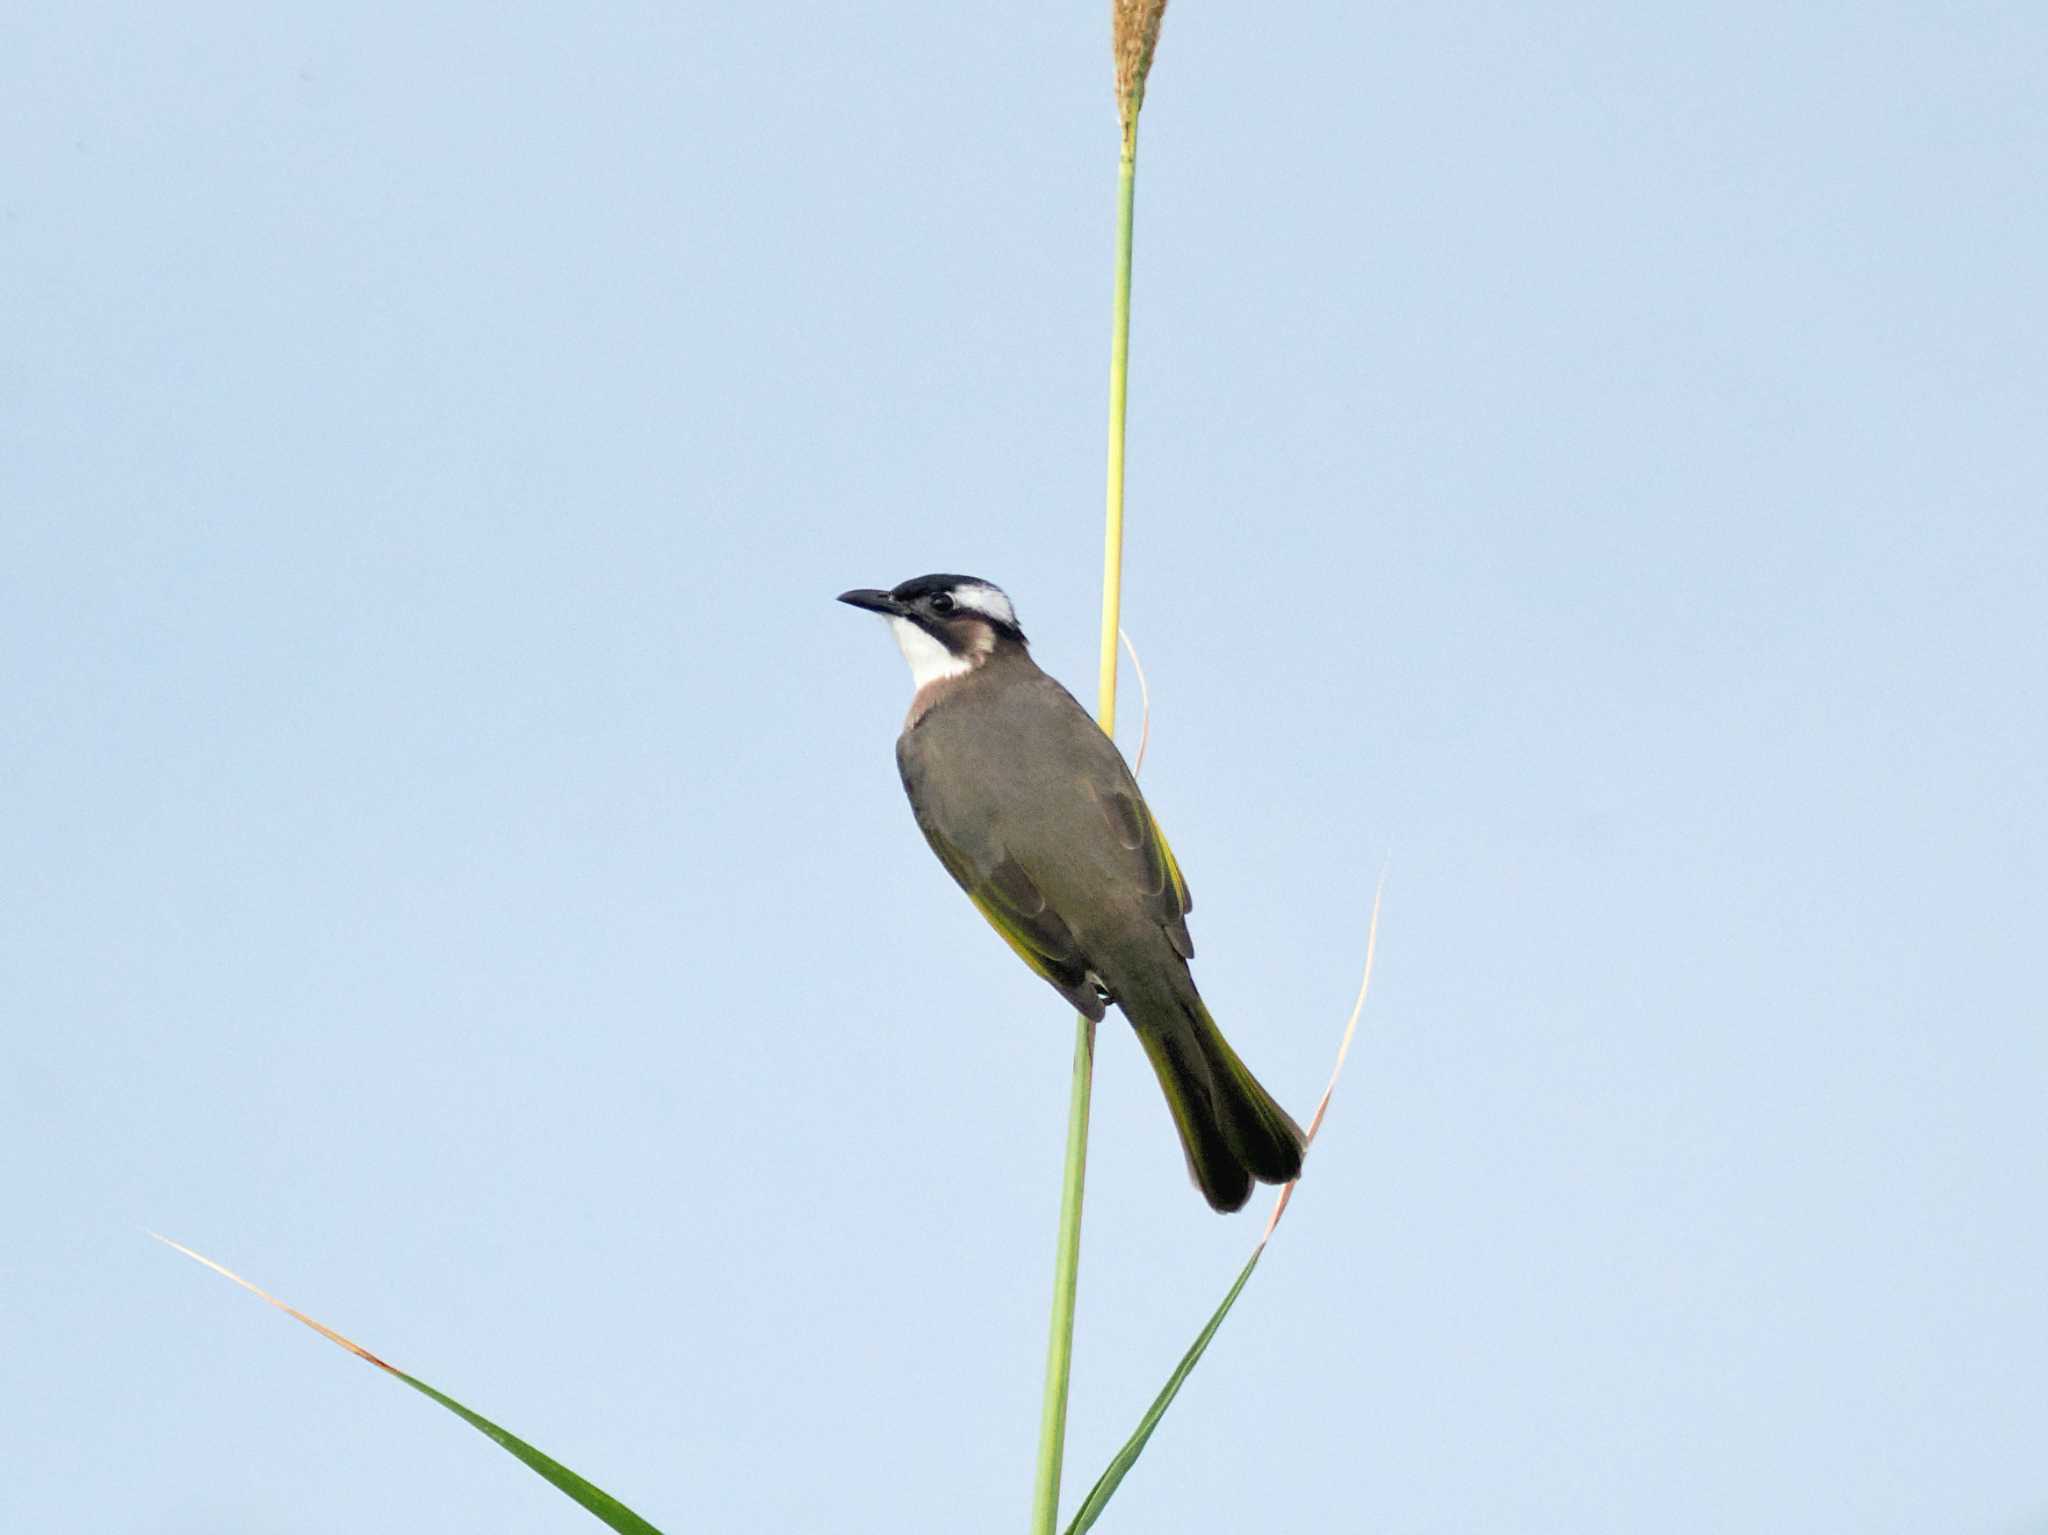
[839,573,1305,1212]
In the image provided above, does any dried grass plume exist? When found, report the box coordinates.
[1113,0,1169,128]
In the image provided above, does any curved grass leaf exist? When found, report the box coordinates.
[152,1235,665,1535]
[1062,1245,1265,1535]
[1062,874,1385,1535]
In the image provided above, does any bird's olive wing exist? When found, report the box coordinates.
[913,813,1102,1012]
[1086,779,1195,959]
[1146,805,1193,914]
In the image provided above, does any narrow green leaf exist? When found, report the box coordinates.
[1061,1246,1266,1535]
[153,1234,666,1535]
[387,1370,666,1535]
[1060,874,1384,1532]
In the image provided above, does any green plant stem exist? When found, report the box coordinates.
[1030,113,1140,1535]
[1029,1012,1096,1535]
[1096,119,1137,738]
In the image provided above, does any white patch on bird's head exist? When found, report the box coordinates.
[888,615,974,687]
[949,582,1017,627]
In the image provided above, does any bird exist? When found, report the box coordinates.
[839,572,1305,1212]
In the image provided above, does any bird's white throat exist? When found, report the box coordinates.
[889,615,974,687]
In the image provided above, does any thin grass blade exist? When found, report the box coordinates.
[1117,627,1152,777]
[152,1234,666,1535]
[1059,873,1386,1533]
[1062,1245,1264,1535]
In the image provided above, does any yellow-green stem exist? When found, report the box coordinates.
[1096,120,1137,738]
[1030,114,1139,1535]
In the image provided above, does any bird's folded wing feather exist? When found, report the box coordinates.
[1086,778,1195,959]
[913,814,1099,1005]
[897,669,1193,983]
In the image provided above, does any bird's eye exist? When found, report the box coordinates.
[929,592,955,614]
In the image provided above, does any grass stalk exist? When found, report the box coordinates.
[1029,109,1143,1535]
[1096,121,1138,737]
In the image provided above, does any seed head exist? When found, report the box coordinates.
[1113,0,1169,129]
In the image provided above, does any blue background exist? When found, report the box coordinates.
[6,5,2044,1531]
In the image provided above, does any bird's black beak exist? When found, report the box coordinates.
[837,588,904,616]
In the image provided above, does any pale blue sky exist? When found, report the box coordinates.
[5,5,2045,1532]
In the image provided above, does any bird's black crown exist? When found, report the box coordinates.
[890,574,1026,644]
[889,573,992,603]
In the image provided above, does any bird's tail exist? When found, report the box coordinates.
[1129,978,1306,1214]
